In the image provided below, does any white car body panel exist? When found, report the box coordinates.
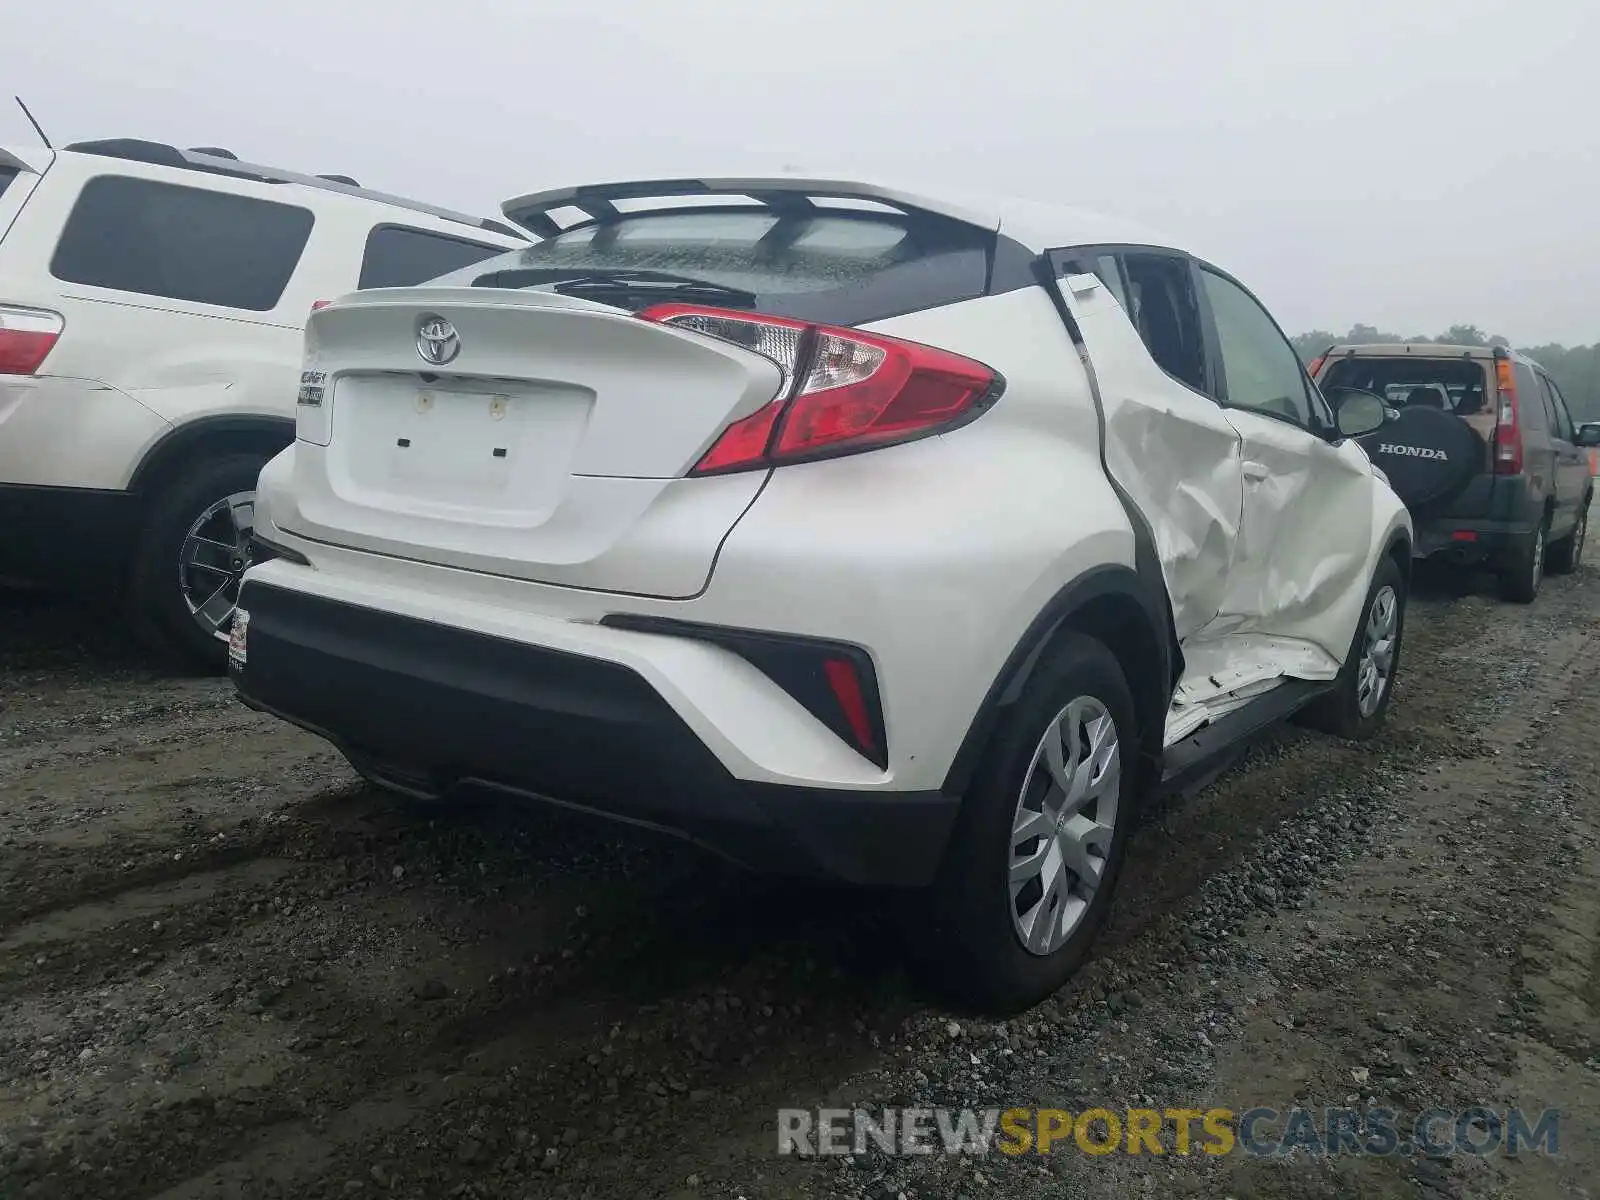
[253,285,1134,791]
[1057,270,1243,643]
[281,287,783,597]
[235,177,1411,894]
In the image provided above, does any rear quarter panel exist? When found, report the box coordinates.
[699,286,1134,787]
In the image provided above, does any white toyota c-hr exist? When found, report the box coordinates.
[230,176,1411,1012]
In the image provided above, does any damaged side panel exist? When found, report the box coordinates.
[1054,269,1243,644]
[1052,260,1388,747]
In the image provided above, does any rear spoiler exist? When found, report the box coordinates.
[500,176,1000,240]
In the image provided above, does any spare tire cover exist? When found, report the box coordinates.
[1356,406,1484,511]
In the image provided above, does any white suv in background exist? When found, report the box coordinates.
[0,138,526,666]
[230,177,1412,1012]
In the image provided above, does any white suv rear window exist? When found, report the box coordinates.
[50,175,314,311]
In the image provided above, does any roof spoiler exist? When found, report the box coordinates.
[500,176,999,239]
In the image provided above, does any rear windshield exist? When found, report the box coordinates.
[468,209,991,325]
[1321,356,1492,417]
[358,225,507,290]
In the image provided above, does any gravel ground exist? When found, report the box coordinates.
[3,552,1599,1200]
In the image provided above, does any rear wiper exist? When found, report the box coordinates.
[474,267,756,309]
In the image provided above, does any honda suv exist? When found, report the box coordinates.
[0,137,526,666]
[229,177,1412,1011]
[1309,343,1597,602]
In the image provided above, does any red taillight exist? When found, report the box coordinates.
[0,305,64,376]
[637,303,999,475]
[822,656,877,758]
[1493,358,1522,476]
[1306,355,1326,378]
[310,299,333,312]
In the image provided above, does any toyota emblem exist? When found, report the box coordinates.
[416,314,461,366]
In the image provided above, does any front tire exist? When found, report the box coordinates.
[1298,555,1405,741]
[128,454,266,672]
[924,633,1138,1014]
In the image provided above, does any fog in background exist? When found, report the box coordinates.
[6,0,1597,345]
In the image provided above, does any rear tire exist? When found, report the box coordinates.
[1298,555,1405,741]
[921,633,1138,1014]
[128,454,265,672]
[1497,519,1546,603]
[1547,501,1588,575]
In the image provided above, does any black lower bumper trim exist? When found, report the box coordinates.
[231,581,958,887]
[0,483,142,589]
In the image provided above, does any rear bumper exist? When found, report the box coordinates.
[1413,515,1535,562]
[1413,475,1537,563]
[229,579,959,887]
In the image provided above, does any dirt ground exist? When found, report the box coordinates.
[3,551,1600,1200]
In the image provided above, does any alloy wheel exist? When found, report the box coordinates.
[178,491,255,642]
[1356,585,1399,718]
[1007,696,1120,957]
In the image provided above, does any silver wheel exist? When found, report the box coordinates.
[1008,696,1120,957]
[1531,525,1545,590]
[1572,509,1586,568]
[1356,585,1399,718]
[178,491,254,642]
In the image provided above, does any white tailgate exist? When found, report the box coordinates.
[278,287,783,597]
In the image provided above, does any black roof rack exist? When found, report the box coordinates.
[61,137,525,240]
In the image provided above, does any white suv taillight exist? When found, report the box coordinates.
[0,304,64,376]
[637,303,1001,475]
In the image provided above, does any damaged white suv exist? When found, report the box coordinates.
[230,177,1411,1012]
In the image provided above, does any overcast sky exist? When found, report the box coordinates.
[8,0,1597,345]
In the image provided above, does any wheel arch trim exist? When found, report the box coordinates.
[127,415,295,495]
[940,561,1175,799]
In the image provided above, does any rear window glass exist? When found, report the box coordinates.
[50,175,313,311]
[358,225,506,289]
[0,167,18,200]
[1321,356,1491,416]
[471,209,991,325]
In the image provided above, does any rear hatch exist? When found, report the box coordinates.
[276,199,996,597]
[1313,348,1497,514]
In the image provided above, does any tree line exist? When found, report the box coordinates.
[1291,324,1600,420]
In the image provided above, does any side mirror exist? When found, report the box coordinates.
[1326,387,1389,439]
[1578,423,1600,448]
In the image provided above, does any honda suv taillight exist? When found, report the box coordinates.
[1493,356,1522,475]
[0,305,64,376]
[637,304,1001,475]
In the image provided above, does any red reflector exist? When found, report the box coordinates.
[1452,530,1477,542]
[636,303,998,474]
[0,305,65,376]
[822,657,876,757]
[692,399,785,474]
